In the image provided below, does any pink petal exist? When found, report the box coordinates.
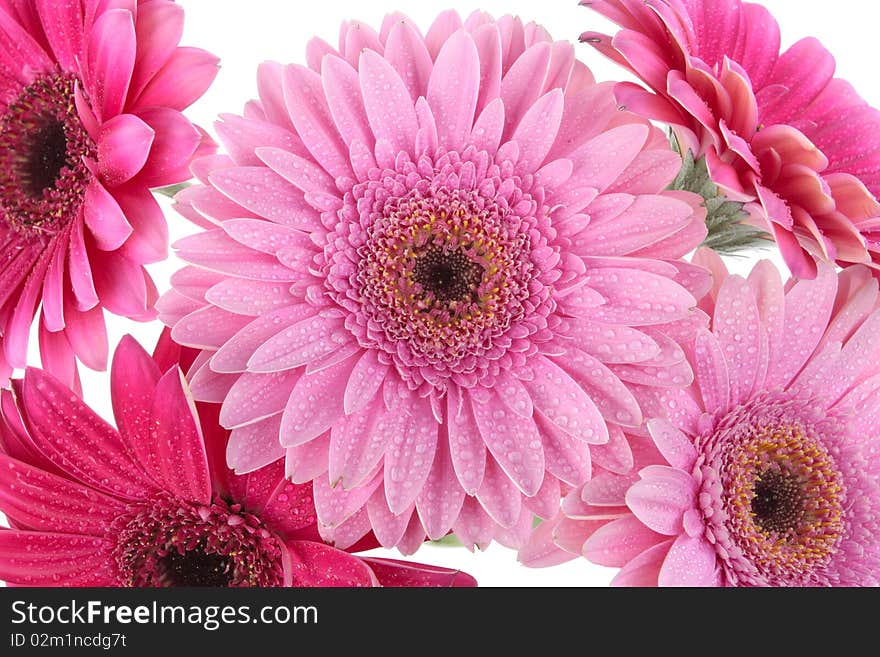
[646,419,697,471]
[446,387,487,494]
[209,166,319,229]
[587,267,696,326]
[98,114,154,186]
[313,471,379,529]
[657,534,720,587]
[470,388,544,496]
[36,0,82,71]
[115,186,169,264]
[363,557,476,587]
[134,107,201,187]
[384,396,439,514]
[315,56,371,150]
[84,182,133,251]
[280,358,355,446]
[88,8,135,119]
[220,370,299,429]
[134,46,219,112]
[476,457,522,528]
[625,465,696,536]
[767,263,837,388]
[20,368,155,500]
[512,89,564,174]
[385,19,433,101]
[427,29,480,152]
[110,334,161,449]
[226,415,285,474]
[0,530,114,586]
[285,432,331,484]
[128,0,185,98]
[524,355,609,444]
[328,397,390,490]
[343,350,388,415]
[610,539,672,587]
[568,320,661,365]
[366,489,411,547]
[582,514,666,567]
[0,453,125,536]
[500,42,551,139]
[147,368,211,503]
[209,305,314,373]
[539,415,592,487]
[560,350,642,427]
[281,64,351,180]
[358,50,418,156]
[415,426,465,540]
[247,314,349,372]
[284,540,376,587]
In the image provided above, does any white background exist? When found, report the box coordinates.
[3,0,876,586]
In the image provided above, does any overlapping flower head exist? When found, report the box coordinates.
[159,10,711,553]
[581,0,880,278]
[0,0,217,390]
[521,250,880,586]
[0,331,475,587]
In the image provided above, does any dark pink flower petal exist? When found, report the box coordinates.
[0,453,125,536]
[0,530,115,586]
[283,540,377,587]
[147,367,212,504]
[363,557,477,587]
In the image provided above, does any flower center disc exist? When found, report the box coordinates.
[412,245,484,305]
[0,72,94,234]
[160,546,234,587]
[699,396,848,585]
[110,496,284,588]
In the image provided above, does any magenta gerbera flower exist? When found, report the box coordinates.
[522,251,880,586]
[0,332,476,587]
[0,0,218,389]
[159,10,711,552]
[582,0,880,278]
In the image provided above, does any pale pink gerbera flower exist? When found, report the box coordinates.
[0,333,476,587]
[582,0,880,278]
[522,251,880,586]
[0,0,217,389]
[160,11,710,552]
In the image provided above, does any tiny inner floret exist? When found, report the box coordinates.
[0,72,95,234]
[699,397,847,585]
[350,185,538,380]
[412,245,485,305]
[110,495,284,588]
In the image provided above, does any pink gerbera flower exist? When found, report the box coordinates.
[522,251,880,586]
[0,0,218,389]
[582,0,880,278]
[159,10,710,552]
[0,332,475,587]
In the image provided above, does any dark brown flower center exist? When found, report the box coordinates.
[412,245,484,304]
[22,119,70,198]
[160,545,234,587]
[751,470,805,534]
[110,495,284,588]
[0,72,94,234]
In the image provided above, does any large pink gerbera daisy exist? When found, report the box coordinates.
[0,0,217,389]
[159,10,711,552]
[521,251,880,586]
[582,0,880,278]
[0,332,475,587]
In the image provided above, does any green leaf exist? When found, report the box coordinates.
[668,150,771,254]
[153,182,192,199]
[430,534,464,548]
